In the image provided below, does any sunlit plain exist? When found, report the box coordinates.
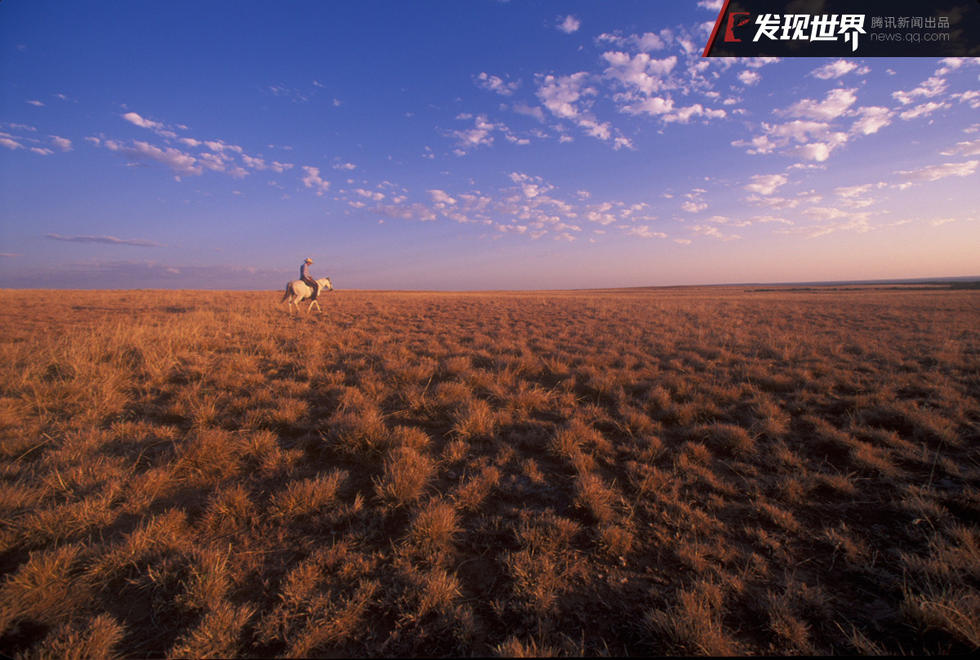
[1,285,978,656]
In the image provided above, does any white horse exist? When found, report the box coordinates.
[281,277,333,314]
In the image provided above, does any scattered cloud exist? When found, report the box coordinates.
[940,139,980,158]
[681,188,708,213]
[50,135,73,151]
[596,30,671,52]
[783,88,857,121]
[46,233,163,247]
[301,166,330,194]
[448,114,502,153]
[122,111,178,139]
[557,15,580,34]
[626,225,666,239]
[896,160,978,183]
[810,60,868,80]
[537,72,593,120]
[744,174,788,196]
[850,106,892,135]
[267,84,309,103]
[892,76,946,106]
[512,102,546,122]
[428,189,457,206]
[602,52,677,96]
[691,224,740,240]
[898,101,948,121]
[101,139,203,175]
[475,72,520,96]
[1,135,24,150]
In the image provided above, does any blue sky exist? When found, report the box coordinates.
[1,0,978,290]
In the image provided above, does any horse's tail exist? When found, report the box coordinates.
[280,283,292,302]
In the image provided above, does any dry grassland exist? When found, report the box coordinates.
[1,285,978,656]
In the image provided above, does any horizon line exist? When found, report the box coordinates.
[2,275,978,294]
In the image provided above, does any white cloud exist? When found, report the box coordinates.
[734,119,848,162]
[512,103,545,122]
[626,225,666,239]
[810,60,868,79]
[893,76,947,105]
[50,135,72,151]
[353,188,385,201]
[743,57,781,69]
[301,166,330,195]
[557,15,580,34]
[333,161,357,170]
[203,139,243,154]
[952,90,980,109]
[663,104,726,124]
[783,88,857,121]
[602,52,677,96]
[537,72,593,119]
[896,160,978,183]
[428,189,457,205]
[796,142,832,162]
[691,225,740,240]
[745,194,799,210]
[851,106,892,135]
[596,30,672,52]
[102,139,202,175]
[1,135,24,150]
[122,111,177,139]
[46,233,163,247]
[267,84,309,103]
[899,101,948,120]
[940,139,980,157]
[752,215,793,225]
[475,72,519,96]
[738,70,761,86]
[744,174,788,196]
[536,72,631,146]
[26,99,45,107]
[697,0,723,10]
[241,154,265,170]
[618,95,674,117]
[449,114,501,153]
[834,184,872,199]
[123,111,162,130]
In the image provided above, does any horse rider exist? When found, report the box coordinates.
[300,257,320,301]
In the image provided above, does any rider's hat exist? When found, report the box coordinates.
[305,257,313,263]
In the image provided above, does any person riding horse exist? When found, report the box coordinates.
[300,257,320,301]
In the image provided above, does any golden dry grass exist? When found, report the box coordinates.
[0,285,978,656]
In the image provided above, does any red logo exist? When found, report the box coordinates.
[724,12,752,42]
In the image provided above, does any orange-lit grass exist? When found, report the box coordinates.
[0,285,978,656]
